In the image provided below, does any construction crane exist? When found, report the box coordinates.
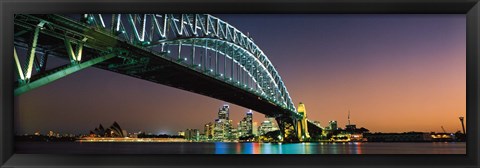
[441,126,446,133]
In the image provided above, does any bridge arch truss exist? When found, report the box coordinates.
[13,14,297,114]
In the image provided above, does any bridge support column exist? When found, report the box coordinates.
[296,103,310,141]
[275,115,300,143]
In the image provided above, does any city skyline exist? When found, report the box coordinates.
[15,14,466,135]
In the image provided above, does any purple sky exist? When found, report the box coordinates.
[15,14,466,135]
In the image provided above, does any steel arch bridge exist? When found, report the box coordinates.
[13,14,320,142]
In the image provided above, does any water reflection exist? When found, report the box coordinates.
[16,141,466,154]
[213,142,464,154]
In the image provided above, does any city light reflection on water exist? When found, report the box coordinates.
[16,142,466,154]
[211,142,464,154]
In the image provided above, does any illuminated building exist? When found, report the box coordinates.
[213,119,227,141]
[213,105,233,141]
[89,121,127,137]
[258,120,275,135]
[177,131,185,137]
[328,120,338,130]
[252,122,258,136]
[431,132,455,142]
[267,117,279,130]
[246,110,253,135]
[238,120,247,137]
[238,110,254,137]
[185,129,200,141]
[204,122,214,139]
[218,104,229,120]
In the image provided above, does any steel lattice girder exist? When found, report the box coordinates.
[14,53,116,96]
[14,14,303,119]
[83,13,297,113]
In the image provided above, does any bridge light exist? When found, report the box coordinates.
[209,69,213,72]
[121,30,126,34]
[220,74,223,77]
[142,41,150,46]
[167,50,171,54]
[184,58,188,61]
[198,64,201,67]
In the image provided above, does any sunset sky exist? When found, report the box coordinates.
[15,14,466,135]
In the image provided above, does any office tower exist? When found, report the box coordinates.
[185,129,199,141]
[252,122,259,136]
[218,104,229,120]
[238,110,254,137]
[266,117,279,131]
[204,122,214,139]
[213,119,225,141]
[246,110,253,136]
[259,120,274,135]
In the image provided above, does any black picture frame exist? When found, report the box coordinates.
[1,0,479,167]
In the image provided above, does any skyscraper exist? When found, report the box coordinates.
[252,122,258,136]
[185,129,199,141]
[214,104,233,141]
[204,122,214,140]
[218,105,229,120]
[246,110,253,136]
[258,120,274,135]
[238,110,254,137]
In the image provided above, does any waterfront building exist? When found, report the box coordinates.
[238,120,247,137]
[364,132,433,142]
[213,105,234,141]
[177,131,185,137]
[252,122,258,136]
[258,120,275,135]
[345,124,357,133]
[89,121,127,137]
[218,104,229,120]
[246,110,253,135]
[213,119,232,141]
[430,132,455,142]
[327,120,338,130]
[185,129,200,141]
[267,117,280,130]
[238,110,254,137]
[204,122,214,140]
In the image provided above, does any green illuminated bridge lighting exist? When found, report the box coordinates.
[13,14,319,142]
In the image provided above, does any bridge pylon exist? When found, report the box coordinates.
[296,102,310,141]
[275,115,300,143]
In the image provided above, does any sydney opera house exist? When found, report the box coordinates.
[89,121,127,137]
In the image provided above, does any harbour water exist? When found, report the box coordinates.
[16,142,466,154]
